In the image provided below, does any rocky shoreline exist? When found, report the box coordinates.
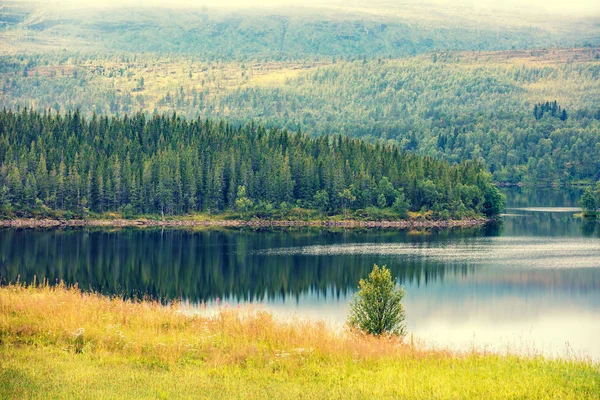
[0,217,488,229]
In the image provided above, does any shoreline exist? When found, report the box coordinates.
[0,217,489,229]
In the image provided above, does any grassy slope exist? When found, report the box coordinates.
[1,284,598,399]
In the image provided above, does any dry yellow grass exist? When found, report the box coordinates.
[0,282,423,364]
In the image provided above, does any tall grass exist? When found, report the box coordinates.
[0,282,422,363]
[1,283,599,399]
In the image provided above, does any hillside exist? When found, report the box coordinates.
[0,109,504,220]
[2,49,599,185]
[0,1,598,58]
[1,1,599,186]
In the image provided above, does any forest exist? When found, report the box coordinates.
[2,49,599,186]
[0,109,504,220]
[2,2,599,188]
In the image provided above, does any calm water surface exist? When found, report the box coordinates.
[2,188,599,359]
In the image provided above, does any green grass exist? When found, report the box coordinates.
[2,346,598,399]
[1,284,598,399]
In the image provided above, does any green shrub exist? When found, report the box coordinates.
[580,187,598,217]
[347,265,406,336]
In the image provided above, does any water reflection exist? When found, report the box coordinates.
[0,227,486,302]
[503,187,583,208]
[259,237,600,269]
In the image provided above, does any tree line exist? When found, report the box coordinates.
[0,109,504,219]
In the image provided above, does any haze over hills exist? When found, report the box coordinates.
[1,0,598,57]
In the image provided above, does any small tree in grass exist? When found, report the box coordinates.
[347,264,406,336]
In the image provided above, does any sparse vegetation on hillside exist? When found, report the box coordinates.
[2,1,598,58]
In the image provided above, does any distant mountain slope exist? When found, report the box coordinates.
[1,48,599,185]
[0,1,598,58]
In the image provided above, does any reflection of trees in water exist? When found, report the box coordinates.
[581,219,600,237]
[0,228,484,302]
[499,187,592,237]
[502,187,583,209]
[2,227,597,303]
[503,212,584,237]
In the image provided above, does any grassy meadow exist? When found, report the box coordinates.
[1,283,598,399]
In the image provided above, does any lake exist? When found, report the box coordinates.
[1,188,599,359]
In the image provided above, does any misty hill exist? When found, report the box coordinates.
[1,1,599,59]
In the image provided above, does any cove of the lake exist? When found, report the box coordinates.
[1,188,599,359]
